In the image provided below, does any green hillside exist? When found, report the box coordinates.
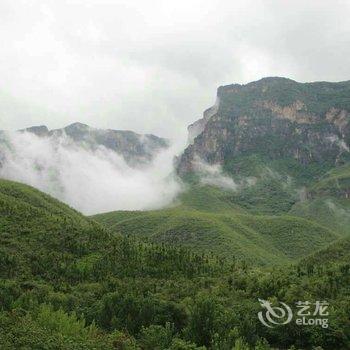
[309,164,350,198]
[0,180,350,350]
[0,179,225,280]
[0,179,111,281]
[0,179,225,348]
[0,178,84,220]
[290,197,350,236]
[302,236,350,266]
[93,185,339,266]
[295,165,350,264]
[1,179,349,349]
[288,164,350,236]
[177,185,247,213]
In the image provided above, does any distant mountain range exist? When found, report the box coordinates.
[1,122,169,166]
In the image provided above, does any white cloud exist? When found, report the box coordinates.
[193,157,238,191]
[0,0,349,139]
[326,135,350,152]
[0,131,184,214]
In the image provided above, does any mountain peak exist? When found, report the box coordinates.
[255,76,295,83]
[22,125,49,136]
[64,122,90,131]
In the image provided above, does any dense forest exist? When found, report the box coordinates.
[0,179,349,349]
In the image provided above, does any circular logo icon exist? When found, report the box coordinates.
[258,298,293,328]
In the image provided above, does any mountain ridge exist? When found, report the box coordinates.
[1,122,169,167]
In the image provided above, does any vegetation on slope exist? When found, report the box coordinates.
[93,184,339,266]
[218,77,350,116]
[302,235,350,266]
[290,197,350,236]
[309,164,350,198]
[0,179,349,349]
[288,163,350,236]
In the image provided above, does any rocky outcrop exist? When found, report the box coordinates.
[177,77,350,177]
[259,100,316,124]
[187,100,219,144]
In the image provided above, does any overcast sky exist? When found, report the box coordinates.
[0,0,349,139]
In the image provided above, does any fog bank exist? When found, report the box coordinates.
[0,131,183,214]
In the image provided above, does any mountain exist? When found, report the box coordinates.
[0,122,171,214]
[308,163,350,199]
[174,77,350,227]
[93,77,350,265]
[6,122,169,166]
[177,77,350,179]
[0,178,225,283]
[302,235,350,266]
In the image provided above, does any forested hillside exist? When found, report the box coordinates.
[93,185,340,266]
[1,179,349,349]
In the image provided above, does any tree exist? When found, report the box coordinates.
[186,295,218,347]
[139,323,173,350]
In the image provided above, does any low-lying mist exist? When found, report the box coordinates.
[0,131,183,215]
[193,157,238,191]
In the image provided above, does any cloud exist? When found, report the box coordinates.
[325,199,350,222]
[0,0,349,140]
[326,135,350,152]
[0,131,183,214]
[193,157,238,190]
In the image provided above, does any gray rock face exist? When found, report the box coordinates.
[187,101,219,144]
[177,77,350,177]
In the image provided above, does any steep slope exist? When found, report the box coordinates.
[177,77,350,180]
[0,179,110,280]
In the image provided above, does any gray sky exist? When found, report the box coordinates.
[0,0,349,139]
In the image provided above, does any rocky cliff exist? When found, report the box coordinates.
[177,77,350,180]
